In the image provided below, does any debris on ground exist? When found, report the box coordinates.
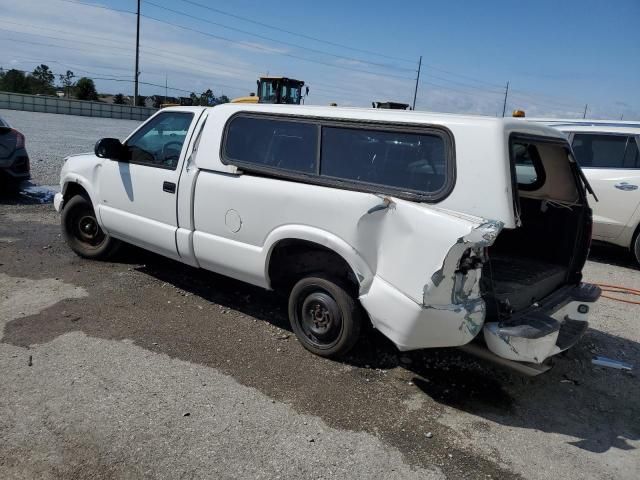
[592,356,633,371]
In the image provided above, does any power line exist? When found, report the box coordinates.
[0,20,257,78]
[176,0,417,64]
[420,79,503,98]
[58,0,136,16]
[424,64,506,89]
[138,14,416,81]
[0,28,256,92]
[144,0,416,74]
[425,72,504,94]
[6,58,134,79]
[53,0,416,82]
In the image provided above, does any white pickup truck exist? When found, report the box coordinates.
[55,104,600,373]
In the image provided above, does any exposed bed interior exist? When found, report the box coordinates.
[481,138,589,320]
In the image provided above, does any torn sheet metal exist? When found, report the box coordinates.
[422,220,504,338]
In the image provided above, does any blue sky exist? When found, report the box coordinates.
[1,0,638,119]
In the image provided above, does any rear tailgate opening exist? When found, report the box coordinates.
[479,134,596,363]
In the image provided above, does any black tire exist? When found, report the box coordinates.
[61,195,121,260]
[633,230,640,265]
[288,275,361,358]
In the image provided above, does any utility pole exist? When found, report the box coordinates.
[502,81,510,117]
[165,74,168,104]
[412,55,422,110]
[583,104,588,119]
[134,0,141,106]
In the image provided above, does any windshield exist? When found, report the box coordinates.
[260,81,278,103]
[282,84,302,104]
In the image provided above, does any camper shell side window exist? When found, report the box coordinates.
[221,112,456,202]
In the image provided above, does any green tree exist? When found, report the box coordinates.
[58,70,75,98]
[113,93,126,105]
[29,64,55,94]
[75,77,98,101]
[0,69,31,93]
[189,92,198,106]
[217,94,230,104]
[200,89,214,106]
[135,95,147,107]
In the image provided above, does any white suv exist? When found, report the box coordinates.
[538,120,640,263]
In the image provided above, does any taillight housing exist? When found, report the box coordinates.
[13,129,25,149]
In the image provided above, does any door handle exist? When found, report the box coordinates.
[614,182,638,191]
[163,181,176,193]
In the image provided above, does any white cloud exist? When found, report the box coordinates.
[0,0,637,118]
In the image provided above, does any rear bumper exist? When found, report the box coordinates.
[483,283,600,364]
[0,147,30,180]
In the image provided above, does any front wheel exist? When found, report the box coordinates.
[633,230,640,265]
[288,275,362,358]
[61,195,121,260]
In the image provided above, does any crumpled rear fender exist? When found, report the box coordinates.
[360,219,504,351]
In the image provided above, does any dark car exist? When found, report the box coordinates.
[0,115,30,186]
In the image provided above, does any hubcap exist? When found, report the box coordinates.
[299,291,342,346]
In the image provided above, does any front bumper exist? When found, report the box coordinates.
[483,283,600,364]
[53,192,64,212]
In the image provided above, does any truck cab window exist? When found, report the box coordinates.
[126,112,194,169]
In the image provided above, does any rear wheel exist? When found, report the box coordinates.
[288,275,361,358]
[61,195,121,260]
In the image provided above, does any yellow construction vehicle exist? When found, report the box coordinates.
[232,77,308,104]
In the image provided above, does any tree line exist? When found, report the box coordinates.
[0,65,99,101]
[0,64,231,108]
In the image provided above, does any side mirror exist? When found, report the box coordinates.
[95,138,125,160]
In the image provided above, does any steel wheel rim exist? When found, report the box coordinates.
[298,289,343,348]
[73,211,105,247]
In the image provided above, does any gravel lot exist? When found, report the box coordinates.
[0,111,638,479]
[0,109,141,186]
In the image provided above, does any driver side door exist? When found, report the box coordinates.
[97,110,198,260]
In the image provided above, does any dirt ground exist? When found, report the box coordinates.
[0,199,638,480]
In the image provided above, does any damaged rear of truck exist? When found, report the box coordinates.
[368,121,599,373]
[359,118,598,374]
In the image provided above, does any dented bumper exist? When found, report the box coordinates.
[483,283,601,364]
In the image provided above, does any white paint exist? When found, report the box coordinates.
[55,104,591,359]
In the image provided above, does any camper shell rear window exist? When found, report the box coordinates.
[221,112,455,202]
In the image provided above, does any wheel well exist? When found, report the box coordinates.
[63,183,90,203]
[268,239,359,294]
